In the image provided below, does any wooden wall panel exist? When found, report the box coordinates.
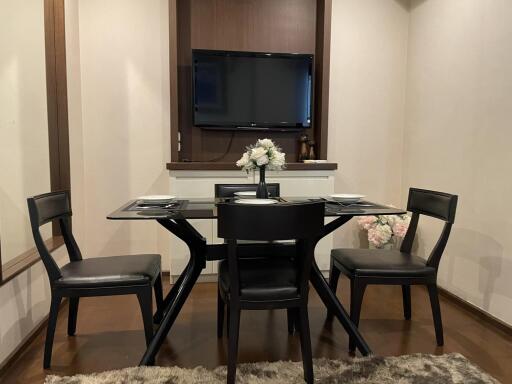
[169,0,180,162]
[314,0,331,160]
[173,0,328,163]
[191,0,316,54]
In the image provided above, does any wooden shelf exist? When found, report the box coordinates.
[166,162,338,171]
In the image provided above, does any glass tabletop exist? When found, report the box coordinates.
[107,197,406,220]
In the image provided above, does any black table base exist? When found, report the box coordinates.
[140,218,207,365]
[140,214,371,365]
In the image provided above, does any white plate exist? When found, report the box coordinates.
[235,199,278,205]
[234,191,256,198]
[138,195,176,202]
[330,194,365,203]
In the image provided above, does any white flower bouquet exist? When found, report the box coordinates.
[236,138,286,172]
[357,212,411,249]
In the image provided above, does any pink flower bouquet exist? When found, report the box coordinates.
[357,212,411,249]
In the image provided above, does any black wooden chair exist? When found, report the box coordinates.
[27,191,164,368]
[214,183,280,198]
[217,201,324,384]
[214,183,298,337]
[328,188,457,351]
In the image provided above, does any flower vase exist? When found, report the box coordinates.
[394,236,403,250]
[256,166,269,198]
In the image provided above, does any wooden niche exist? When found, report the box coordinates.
[168,0,332,167]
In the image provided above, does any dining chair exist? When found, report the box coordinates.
[27,191,164,368]
[214,183,280,198]
[217,201,324,384]
[327,188,458,351]
[214,183,298,337]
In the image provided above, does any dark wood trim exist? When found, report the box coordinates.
[45,0,71,239]
[0,237,64,286]
[314,0,332,160]
[0,299,68,376]
[166,162,338,171]
[169,0,180,162]
[438,286,512,337]
[0,0,70,283]
[45,0,71,194]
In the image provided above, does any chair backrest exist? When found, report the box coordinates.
[27,191,82,283]
[218,202,324,241]
[400,188,458,270]
[214,183,280,198]
[217,202,325,300]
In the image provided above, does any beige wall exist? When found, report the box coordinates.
[0,0,52,263]
[65,0,171,269]
[0,248,67,367]
[328,0,410,248]
[403,0,512,325]
[0,0,62,368]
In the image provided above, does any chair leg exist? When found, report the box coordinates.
[326,262,341,320]
[427,284,444,346]
[67,297,79,336]
[154,274,164,316]
[227,306,241,384]
[226,304,230,337]
[297,304,314,384]
[349,279,367,353]
[217,288,225,338]
[287,308,295,334]
[44,293,62,369]
[402,285,412,320]
[137,287,154,347]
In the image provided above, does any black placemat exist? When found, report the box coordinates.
[125,199,188,212]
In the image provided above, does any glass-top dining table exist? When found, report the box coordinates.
[108,197,405,365]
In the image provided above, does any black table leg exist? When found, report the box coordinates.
[153,264,188,324]
[310,260,372,356]
[140,218,207,366]
[309,214,372,356]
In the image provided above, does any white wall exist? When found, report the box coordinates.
[0,0,66,368]
[65,0,171,269]
[403,0,512,325]
[328,0,410,248]
[0,248,67,367]
[0,0,52,263]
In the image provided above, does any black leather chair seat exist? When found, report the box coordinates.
[55,254,161,288]
[331,249,435,277]
[219,258,299,301]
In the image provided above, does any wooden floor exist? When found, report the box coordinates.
[1,277,511,383]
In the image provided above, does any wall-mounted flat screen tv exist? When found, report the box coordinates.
[192,49,313,131]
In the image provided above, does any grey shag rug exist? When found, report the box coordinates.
[45,353,499,384]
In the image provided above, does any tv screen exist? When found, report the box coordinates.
[193,50,313,130]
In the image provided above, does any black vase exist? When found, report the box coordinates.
[256,166,269,198]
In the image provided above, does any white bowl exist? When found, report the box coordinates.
[235,199,277,205]
[234,191,256,198]
[330,194,365,203]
